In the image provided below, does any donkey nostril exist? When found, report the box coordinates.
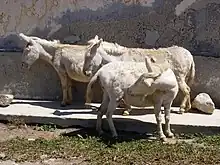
[83,70,86,75]
[21,62,29,70]
[85,71,92,77]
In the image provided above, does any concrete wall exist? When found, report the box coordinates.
[1,51,220,107]
[1,0,220,106]
[0,52,88,102]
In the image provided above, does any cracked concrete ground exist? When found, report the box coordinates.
[0,99,219,134]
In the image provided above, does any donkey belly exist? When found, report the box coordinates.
[124,93,154,107]
[67,70,90,83]
[65,63,90,83]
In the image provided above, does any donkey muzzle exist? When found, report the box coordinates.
[21,62,30,70]
[83,70,92,77]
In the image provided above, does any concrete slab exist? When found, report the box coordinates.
[0,99,220,135]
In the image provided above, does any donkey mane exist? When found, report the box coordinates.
[88,37,180,57]
[87,37,127,56]
[100,41,177,57]
[30,36,60,42]
[101,41,128,56]
[29,36,60,46]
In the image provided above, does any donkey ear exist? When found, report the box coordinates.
[150,57,157,63]
[18,33,31,42]
[90,40,102,54]
[145,55,157,63]
[90,38,102,48]
[94,35,99,40]
[25,39,37,48]
[97,38,103,46]
[92,38,102,49]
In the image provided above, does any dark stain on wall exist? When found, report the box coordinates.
[1,0,220,57]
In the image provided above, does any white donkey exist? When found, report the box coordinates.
[18,33,103,107]
[83,35,195,114]
[86,55,179,141]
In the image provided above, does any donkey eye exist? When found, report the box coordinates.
[25,47,30,51]
[26,42,32,47]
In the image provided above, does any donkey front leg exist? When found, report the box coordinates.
[154,102,166,141]
[66,77,73,105]
[58,73,69,107]
[164,101,174,138]
[96,91,109,135]
[106,98,119,138]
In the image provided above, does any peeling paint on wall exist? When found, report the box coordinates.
[1,0,220,57]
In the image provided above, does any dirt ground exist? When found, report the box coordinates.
[0,123,88,165]
[0,121,219,165]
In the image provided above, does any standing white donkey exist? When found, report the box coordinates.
[86,55,179,141]
[83,35,195,114]
[18,33,102,106]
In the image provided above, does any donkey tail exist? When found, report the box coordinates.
[187,60,196,87]
[85,72,100,104]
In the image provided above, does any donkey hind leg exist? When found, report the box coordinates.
[66,77,73,105]
[118,99,126,108]
[154,99,166,141]
[96,91,109,136]
[106,97,119,138]
[178,78,191,114]
[163,101,174,138]
[121,99,132,116]
[58,73,69,107]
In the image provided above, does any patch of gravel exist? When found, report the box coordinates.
[0,158,88,165]
[0,123,58,142]
[0,123,80,142]
[0,123,89,165]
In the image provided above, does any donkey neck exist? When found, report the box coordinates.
[98,46,124,64]
[38,43,57,64]
[36,41,58,64]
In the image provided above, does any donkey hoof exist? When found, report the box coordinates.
[60,103,67,107]
[187,106,191,111]
[166,132,174,138]
[66,101,72,105]
[123,111,130,116]
[91,107,98,111]
[112,135,119,140]
[97,130,104,136]
[160,136,167,142]
[85,104,91,109]
[178,108,185,114]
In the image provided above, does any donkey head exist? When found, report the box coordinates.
[83,36,104,77]
[19,33,41,70]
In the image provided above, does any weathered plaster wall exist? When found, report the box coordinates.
[1,0,220,106]
[1,0,220,57]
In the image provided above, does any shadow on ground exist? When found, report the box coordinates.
[62,126,158,145]
[11,100,88,110]
[61,125,220,146]
[10,100,157,116]
[11,100,208,116]
[0,108,219,145]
